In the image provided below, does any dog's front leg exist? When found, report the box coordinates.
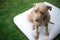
[45,24,49,36]
[35,25,39,40]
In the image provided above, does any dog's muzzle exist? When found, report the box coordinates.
[35,18,39,22]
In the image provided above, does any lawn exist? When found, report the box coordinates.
[0,0,60,40]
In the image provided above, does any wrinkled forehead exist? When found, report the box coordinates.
[34,3,47,11]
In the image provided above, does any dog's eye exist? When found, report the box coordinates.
[35,10,38,13]
[40,11,45,15]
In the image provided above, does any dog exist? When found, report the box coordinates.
[27,2,54,40]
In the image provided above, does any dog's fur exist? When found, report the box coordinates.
[27,3,52,40]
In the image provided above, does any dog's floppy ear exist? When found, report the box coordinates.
[47,6,52,11]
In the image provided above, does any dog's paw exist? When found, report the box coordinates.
[45,32,49,36]
[32,27,35,30]
[32,25,35,30]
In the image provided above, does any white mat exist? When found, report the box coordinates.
[13,2,60,40]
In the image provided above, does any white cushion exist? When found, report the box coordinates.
[13,2,60,40]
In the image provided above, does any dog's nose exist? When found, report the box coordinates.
[35,18,39,22]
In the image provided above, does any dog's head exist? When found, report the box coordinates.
[33,3,52,22]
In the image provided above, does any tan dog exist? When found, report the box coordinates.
[27,3,53,40]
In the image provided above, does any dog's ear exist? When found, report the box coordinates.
[33,3,37,6]
[47,6,52,11]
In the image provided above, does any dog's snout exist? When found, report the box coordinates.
[35,18,39,21]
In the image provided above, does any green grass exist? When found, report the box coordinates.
[0,0,60,40]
